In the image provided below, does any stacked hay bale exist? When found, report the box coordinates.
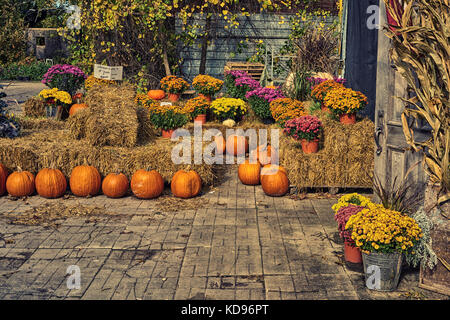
[23,97,46,118]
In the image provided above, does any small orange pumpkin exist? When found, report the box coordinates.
[6,168,35,197]
[214,135,226,154]
[69,165,101,197]
[131,169,164,199]
[69,103,88,116]
[171,170,202,199]
[226,135,248,156]
[238,160,261,185]
[102,173,129,198]
[250,144,278,166]
[35,168,67,198]
[148,89,166,100]
[0,164,8,196]
[260,165,289,197]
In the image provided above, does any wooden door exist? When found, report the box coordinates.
[374,0,430,191]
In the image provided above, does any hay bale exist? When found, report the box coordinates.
[23,97,46,118]
[18,117,66,130]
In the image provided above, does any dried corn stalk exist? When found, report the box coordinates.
[384,0,450,205]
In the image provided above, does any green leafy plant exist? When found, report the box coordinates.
[284,67,312,101]
[150,109,189,131]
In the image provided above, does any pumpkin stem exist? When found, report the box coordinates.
[17,166,22,172]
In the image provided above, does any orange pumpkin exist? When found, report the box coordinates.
[69,165,101,197]
[214,135,226,154]
[250,144,278,166]
[6,169,35,197]
[35,168,67,198]
[69,103,88,116]
[226,135,248,156]
[238,160,261,185]
[148,89,166,100]
[171,170,202,199]
[0,164,8,196]
[102,173,129,198]
[260,165,289,197]
[131,169,164,199]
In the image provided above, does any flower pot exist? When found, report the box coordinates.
[194,114,207,125]
[300,139,319,154]
[161,129,175,138]
[45,104,63,120]
[344,241,362,264]
[339,113,357,125]
[198,94,212,102]
[362,252,403,291]
[168,93,180,103]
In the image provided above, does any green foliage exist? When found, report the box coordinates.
[285,68,312,101]
[0,0,26,65]
[0,61,51,81]
[247,96,272,120]
[150,110,189,131]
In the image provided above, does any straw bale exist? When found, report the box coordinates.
[23,97,46,118]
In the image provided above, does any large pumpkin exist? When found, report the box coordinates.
[171,170,202,199]
[226,135,248,156]
[250,144,278,166]
[35,168,67,198]
[148,89,166,100]
[69,103,88,116]
[102,173,129,198]
[69,165,101,197]
[0,164,8,196]
[6,169,35,197]
[214,135,226,154]
[131,169,164,199]
[238,160,261,185]
[260,165,289,197]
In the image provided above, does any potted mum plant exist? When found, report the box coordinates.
[224,70,261,100]
[192,75,224,102]
[38,88,72,120]
[42,64,87,96]
[149,104,189,138]
[246,87,285,123]
[160,75,190,102]
[345,203,423,291]
[310,79,344,113]
[283,115,322,154]
[184,96,210,125]
[323,87,368,124]
[269,98,306,127]
[210,98,247,122]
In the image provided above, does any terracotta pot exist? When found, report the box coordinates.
[344,241,363,264]
[339,113,357,124]
[162,129,175,138]
[168,93,180,102]
[300,139,319,154]
[198,94,212,102]
[194,114,207,125]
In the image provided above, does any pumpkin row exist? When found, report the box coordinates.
[0,164,202,200]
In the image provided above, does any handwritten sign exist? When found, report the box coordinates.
[94,64,123,81]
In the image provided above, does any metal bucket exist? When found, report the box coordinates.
[362,252,403,291]
[46,105,62,120]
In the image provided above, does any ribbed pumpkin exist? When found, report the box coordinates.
[131,169,164,199]
[0,164,8,196]
[69,103,88,116]
[6,169,35,197]
[35,168,67,198]
[171,170,202,199]
[260,165,289,197]
[102,173,129,198]
[148,89,166,100]
[214,135,226,154]
[238,160,261,185]
[226,135,248,156]
[250,144,278,166]
[69,165,101,197]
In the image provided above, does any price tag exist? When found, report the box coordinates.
[94,64,123,81]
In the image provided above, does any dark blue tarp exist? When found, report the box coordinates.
[344,0,379,121]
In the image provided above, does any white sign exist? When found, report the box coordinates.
[94,64,123,81]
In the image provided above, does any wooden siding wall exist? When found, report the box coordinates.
[176,14,337,82]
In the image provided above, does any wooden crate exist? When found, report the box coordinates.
[224,62,265,81]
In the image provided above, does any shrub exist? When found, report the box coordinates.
[0,60,51,81]
[149,103,189,130]
[0,0,25,65]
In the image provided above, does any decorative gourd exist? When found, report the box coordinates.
[148,90,166,100]
[102,173,129,198]
[260,165,289,197]
[0,164,8,196]
[35,168,67,198]
[226,135,248,156]
[238,160,261,185]
[222,119,236,127]
[250,144,278,166]
[214,135,226,154]
[131,169,164,199]
[171,170,202,199]
[69,103,88,116]
[69,165,101,197]
[6,168,35,197]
